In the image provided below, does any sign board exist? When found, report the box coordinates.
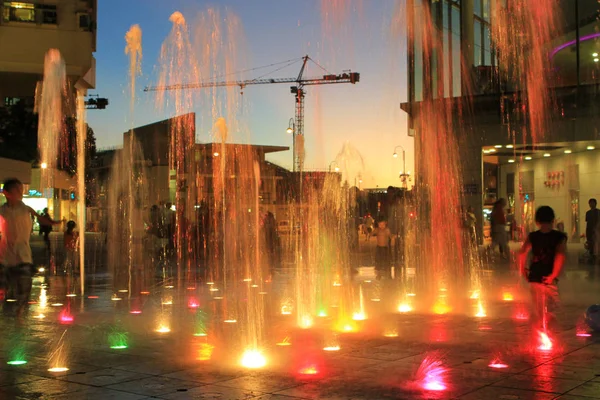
[462,183,479,195]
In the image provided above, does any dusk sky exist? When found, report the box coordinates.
[88,0,413,188]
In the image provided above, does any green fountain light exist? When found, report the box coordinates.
[108,331,129,350]
[7,360,27,366]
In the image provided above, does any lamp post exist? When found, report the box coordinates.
[286,118,296,172]
[393,145,409,189]
[329,161,340,172]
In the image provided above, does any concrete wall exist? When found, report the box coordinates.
[0,157,31,184]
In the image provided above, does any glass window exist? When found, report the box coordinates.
[451,5,461,96]
[414,0,424,102]
[3,2,35,23]
[474,0,481,17]
[39,4,57,24]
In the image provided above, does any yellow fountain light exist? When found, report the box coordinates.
[397,303,413,313]
[251,284,259,288]
[209,288,219,292]
[407,293,416,297]
[502,292,514,302]
[66,294,77,297]
[469,290,480,300]
[281,305,292,315]
[433,301,450,315]
[352,312,366,321]
[240,349,267,369]
[196,343,214,361]
[33,314,46,319]
[243,278,252,282]
[333,282,342,287]
[475,301,487,318]
[276,336,292,346]
[300,315,313,329]
[51,303,63,307]
[323,346,341,351]
[156,324,171,333]
[224,319,237,323]
[48,367,69,373]
[206,282,215,285]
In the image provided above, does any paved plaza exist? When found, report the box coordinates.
[1,237,600,399]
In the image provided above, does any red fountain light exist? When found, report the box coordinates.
[59,310,74,324]
[488,358,508,369]
[416,356,447,392]
[188,298,200,309]
[129,310,142,315]
[537,330,553,351]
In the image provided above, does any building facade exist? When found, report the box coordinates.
[402,0,600,240]
[0,0,97,104]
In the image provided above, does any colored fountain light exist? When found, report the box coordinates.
[299,365,319,375]
[398,303,413,313]
[129,310,142,315]
[59,310,74,324]
[502,292,514,301]
[7,360,27,366]
[475,301,487,318]
[538,331,553,351]
[317,309,328,317]
[224,319,237,323]
[276,337,292,346]
[156,324,171,333]
[323,346,341,351]
[188,298,199,309]
[433,301,450,315]
[576,332,592,337]
[383,329,399,337]
[488,358,508,369]
[416,357,447,392]
[300,315,313,329]
[469,290,480,300]
[196,343,214,361]
[352,311,366,321]
[33,314,46,319]
[240,349,267,369]
[281,305,292,315]
[66,293,76,297]
[48,367,69,373]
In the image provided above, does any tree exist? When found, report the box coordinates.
[0,103,98,205]
[0,102,38,162]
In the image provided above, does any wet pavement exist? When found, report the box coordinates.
[2,239,600,399]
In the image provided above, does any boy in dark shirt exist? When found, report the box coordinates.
[518,206,567,327]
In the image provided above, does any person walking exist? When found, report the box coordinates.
[491,198,509,260]
[586,199,600,263]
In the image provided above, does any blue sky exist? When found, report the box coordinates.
[88,0,413,188]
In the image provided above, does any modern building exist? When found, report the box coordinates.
[401,0,600,241]
[88,114,291,229]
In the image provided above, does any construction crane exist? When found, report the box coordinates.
[144,55,359,172]
[84,95,109,110]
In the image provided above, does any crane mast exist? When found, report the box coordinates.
[144,55,359,174]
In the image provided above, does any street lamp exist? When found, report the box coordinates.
[286,118,294,135]
[329,161,340,172]
[286,118,297,172]
[393,145,408,188]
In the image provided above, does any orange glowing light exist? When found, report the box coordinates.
[333,282,342,287]
[224,319,237,323]
[383,330,399,337]
[243,278,252,282]
[140,291,150,295]
[323,346,340,351]
[432,302,450,315]
[299,366,319,375]
[502,292,514,301]
[33,313,46,319]
[352,312,366,321]
[469,290,480,300]
[475,302,486,318]
[88,295,99,299]
[538,331,553,351]
[240,349,267,369]
[300,315,313,329]
[276,337,292,346]
[281,305,292,315]
[397,303,413,313]
[156,325,171,333]
[196,343,214,361]
[48,367,69,373]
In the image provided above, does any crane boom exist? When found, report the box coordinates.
[143,55,359,173]
[143,73,359,92]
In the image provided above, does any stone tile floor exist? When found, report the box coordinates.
[2,262,600,399]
